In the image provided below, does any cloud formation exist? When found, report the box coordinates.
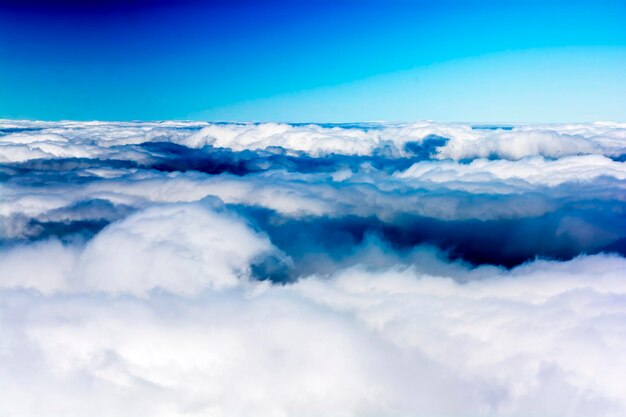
[2,253,626,417]
[3,119,626,162]
[1,120,626,416]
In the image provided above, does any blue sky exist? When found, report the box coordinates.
[1,0,625,122]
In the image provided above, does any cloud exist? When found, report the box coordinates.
[2,254,626,416]
[3,119,626,162]
[1,201,279,295]
[2,120,626,416]
[396,154,626,186]
[3,121,626,270]
[178,122,382,156]
[178,121,626,160]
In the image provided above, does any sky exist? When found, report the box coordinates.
[0,0,625,122]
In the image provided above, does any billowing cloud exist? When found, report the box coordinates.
[2,254,626,417]
[1,120,626,416]
[3,119,626,162]
[1,201,278,295]
[397,154,626,186]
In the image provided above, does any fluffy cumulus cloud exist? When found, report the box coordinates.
[1,120,626,416]
[0,201,276,295]
[397,154,626,186]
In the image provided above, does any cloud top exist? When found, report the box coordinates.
[1,120,626,416]
[3,119,626,161]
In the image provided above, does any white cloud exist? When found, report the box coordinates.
[397,154,626,186]
[173,120,626,160]
[1,254,626,416]
[3,120,626,162]
[178,122,382,156]
[0,202,278,296]
[2,120,626,416]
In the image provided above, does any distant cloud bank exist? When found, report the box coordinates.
[1,120,626,416]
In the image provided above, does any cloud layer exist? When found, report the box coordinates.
[1,120,626,416]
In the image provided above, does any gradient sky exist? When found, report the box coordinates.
[1,0,625,122]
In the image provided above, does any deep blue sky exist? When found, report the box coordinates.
[1,0,625,122]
